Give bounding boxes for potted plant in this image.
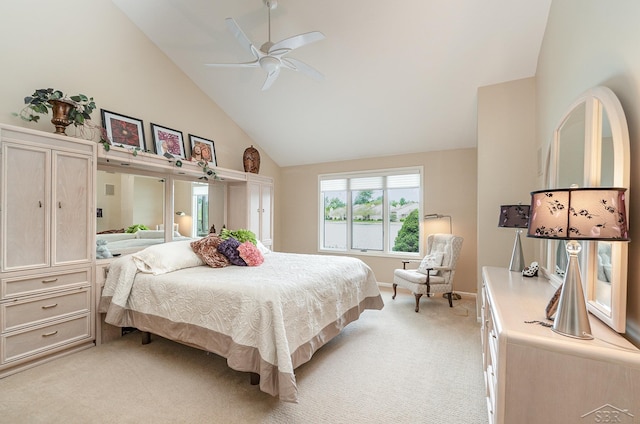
[14,88,96,135]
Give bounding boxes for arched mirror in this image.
[545,86,630,332]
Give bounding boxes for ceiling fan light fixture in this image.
[204,0,325,90]
[259,56,281,73]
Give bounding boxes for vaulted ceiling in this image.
[112,0,551,167]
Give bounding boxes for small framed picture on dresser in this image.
[151,123,186,159]
[101,109,146,150]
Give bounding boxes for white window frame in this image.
[318,166,423,258]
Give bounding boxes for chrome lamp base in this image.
[552,240,593,340]
[509,229,525,272]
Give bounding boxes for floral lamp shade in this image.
[527,186,629,340]
[498,204,530,228]
[528,187,629,241]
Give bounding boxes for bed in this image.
[98,240,384,402]
[97,230,193,256]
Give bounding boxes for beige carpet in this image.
[0,289,488,424]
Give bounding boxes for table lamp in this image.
[527,187,629,339]
[498,204,530,272]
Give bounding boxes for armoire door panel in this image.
[1,144,50,271]
[260,184,272,243]
[248,182,261,237]
[52,152,91,265]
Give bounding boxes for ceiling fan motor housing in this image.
[260,41,274,53]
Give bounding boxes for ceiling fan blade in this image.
[269,31,325,54]
[282,57,324,81]
[205,60,260,68]
[225,17,261,59]
[261,69,281,91]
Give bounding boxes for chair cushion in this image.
[394,269,446,285]
[416,252,443,275]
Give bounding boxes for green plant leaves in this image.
[18,88,96,127]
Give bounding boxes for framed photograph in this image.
[101,109,146,150]
[188,134,217,166]
[151,123,186,159]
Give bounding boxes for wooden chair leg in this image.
[445,292,453,307]
[414,293,423,312]
[392,283,398,299]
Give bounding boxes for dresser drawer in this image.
[1,288,90,333]
[1,314,91,364]
[1,269,90,300]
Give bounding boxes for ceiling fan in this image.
[205,0,325,90]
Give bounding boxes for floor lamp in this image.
[424,213,452,233]
[528,187,629,339]
[424,213,460,299]
[498,204,530,272]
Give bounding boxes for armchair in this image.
[392,233,463,312]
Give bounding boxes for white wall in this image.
[477,77,538,294]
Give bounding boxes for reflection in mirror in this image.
[556,101,586,188]
[173,180,226,238]
[96,170,166,256]
[554,240,567,277]
[193,182,209,237]
[544,86,629,332]
[552,102,586,279]
[595,241,613,312]
[600,107,615,186]
[595,107,615,314]
[174,180,194,237]
[97,171,164,233]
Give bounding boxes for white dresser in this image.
[0,124,96,377]
[481,266,640,424]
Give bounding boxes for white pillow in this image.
[416,252,444,276]
[256,240,272,255]
[132,240,205,275]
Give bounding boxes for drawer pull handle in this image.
[39,200,42,208]
[42,331,58,337]
[58,201,62,209]
[42,303,58,309]
[42,278,58,283]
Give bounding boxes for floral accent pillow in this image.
[217,237,247,266]
[237,241,264,266]
[190,234,230,268]
[416,252,444,276]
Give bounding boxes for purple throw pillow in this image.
[217,237,247,266]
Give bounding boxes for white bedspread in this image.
[99,251,383,402]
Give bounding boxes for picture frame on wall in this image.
[151,123,186,159]
[188,134,217,166]
[101,109,146,150]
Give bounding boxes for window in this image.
[319,167,422,256]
